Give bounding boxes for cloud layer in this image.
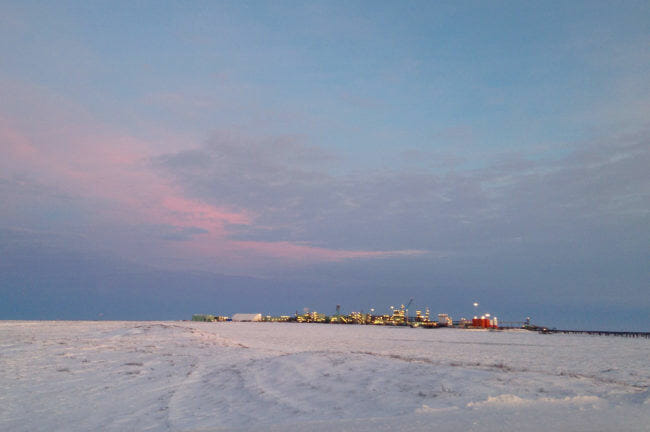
[155,130,649,261]
[1,1,649,327]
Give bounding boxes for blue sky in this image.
[1,1,648,329]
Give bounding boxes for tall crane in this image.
[404,298,413,324]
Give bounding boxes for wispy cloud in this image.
[1,82,427,270]
[154,128,650,267]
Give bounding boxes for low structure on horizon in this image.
[191,305,504,330]
[192,314,229,322]
[232,313,263,322]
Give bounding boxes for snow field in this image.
[1,321,648,431]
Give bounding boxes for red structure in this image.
[472,317,498,328]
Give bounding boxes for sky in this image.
[1,1,648,330]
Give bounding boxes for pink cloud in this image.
[0,117,37,159]
[1,83,426,270]
[1,110,248,237]
[233,241,427,262]
[171,235,427,269]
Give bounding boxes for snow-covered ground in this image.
[1,321,648,431]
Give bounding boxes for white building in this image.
[438,313,453,326]
[231,313,262,322]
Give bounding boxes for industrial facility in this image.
[192,302,506,330]
[190,302,650,337]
